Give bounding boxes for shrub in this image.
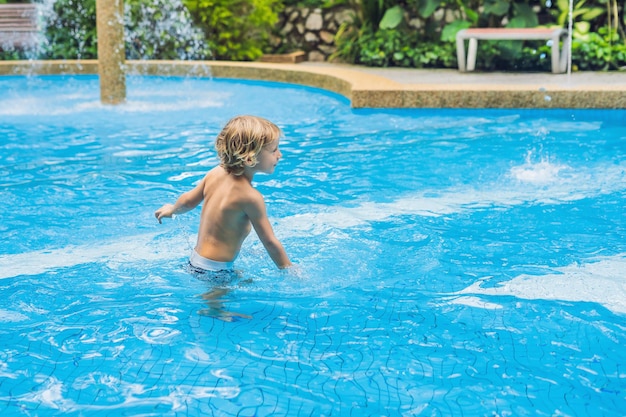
[572,29,626,70]
[334,25,456,68]
[183,0,282,61]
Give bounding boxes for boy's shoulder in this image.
[206,165,225,178]
[203,165,232,185]
[206,166,262,201]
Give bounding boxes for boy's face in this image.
[255,139,282,174]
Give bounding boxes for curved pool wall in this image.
[1,59,625,109]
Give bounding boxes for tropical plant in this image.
[183,0,282,61]
[553,0,605,38]
[331,0,409,63]
[572,26,626,69]
[332,0,459,69]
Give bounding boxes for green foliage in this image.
[572,27,626,70]
[508,2,538,27]
[361,0,387,28]
[471,40,551,71]
[333,25,456,68]
[379,5,405,30]
[183,0,282,61]
[41,0,98,59]
[415,0,442,19]
[413,40,458,67]
[331,21,362,64]
[457,27,626,72]
[332,0,625,72]
[355,29,415,66]
[333,0,413,64]
[0,49,22,60]
[441,20,472,42]
[554,0,604,27]
[479,0,539,27]
[282,0,347,7]
[483,0,510,17]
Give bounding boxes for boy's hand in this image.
[155,204,175,224]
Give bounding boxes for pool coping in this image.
[1,59,624,109]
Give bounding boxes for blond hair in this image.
[215,115,281,176]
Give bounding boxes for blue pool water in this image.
[1,75,625,416]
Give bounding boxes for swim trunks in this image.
[189,249,234,272]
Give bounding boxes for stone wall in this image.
[272,6,354,62]
[271,6,553,63]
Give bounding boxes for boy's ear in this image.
[244,155,256,166]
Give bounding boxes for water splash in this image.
[278,158,625,235]
[123,0,210,60]
[2,153,620,281]
[509,150,569,184]
[31,0,210,61]
[453,253,626,315]
[538,87,552,102]
[0,76,230,116]
[0,232,187,280]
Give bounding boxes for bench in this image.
[456,28,569,74]
[0,3,39,51]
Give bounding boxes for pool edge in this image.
[0,59,624,109]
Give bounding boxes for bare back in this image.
[155,115,291,269]
[195,166,257,262]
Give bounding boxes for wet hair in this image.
[215,115,281,176]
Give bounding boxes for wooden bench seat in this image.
[456,28,570,74]
[0,3,39,51]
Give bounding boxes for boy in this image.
[155,115,292,272]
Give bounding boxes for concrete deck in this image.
[300,62,626,108]
[1,59,625,109]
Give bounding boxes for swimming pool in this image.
[1,75,625,416]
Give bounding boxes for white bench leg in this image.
[550,34,560,73]
[467,38,478,71]
[559,33,570,73]
[456,36,467,72]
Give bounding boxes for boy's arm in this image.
[155,177,206,223]
[244,194,292,269]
